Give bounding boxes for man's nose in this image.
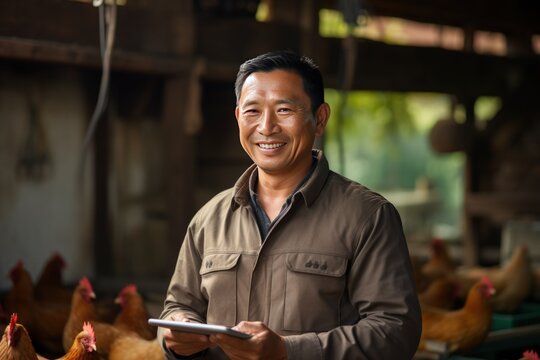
[257,111,279,135]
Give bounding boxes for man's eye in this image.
[244,109,258,115]
[278,108,292,113]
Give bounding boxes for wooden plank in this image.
[322,0,540,35]
[196,18,301,63]
[196,19,540,96]
[0,0,193,55]
[0,36,192,75]
[317,37,539,96]
[465,193,540,223]
[162,76,197,266]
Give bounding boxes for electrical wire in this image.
[78,1,117,178]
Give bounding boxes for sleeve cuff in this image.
[283,333,323,360]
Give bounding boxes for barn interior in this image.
[1,0,540,358]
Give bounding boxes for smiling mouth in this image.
[258,143,285,150]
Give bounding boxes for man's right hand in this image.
[163,315,213,356]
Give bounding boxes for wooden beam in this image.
[317,37,540,96]
[465,193,540,224]
[162,76,197,267]
[195,18,539,96]
[0,36,192,75]
[322,0,540,35]
[0,0,193,55]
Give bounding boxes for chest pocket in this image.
[284,253,348,332]
[200,253,240,327]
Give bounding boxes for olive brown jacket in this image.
[158,150,421,359]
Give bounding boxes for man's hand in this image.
[163,315,213,356]
[209,321,287,360]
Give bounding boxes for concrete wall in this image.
[0,65,94,290]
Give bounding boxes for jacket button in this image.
[305,261,312,268]
[321,262,327,270]
[313,261,319,269]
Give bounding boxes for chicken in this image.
[57,322,98,360]
[418,276,460,310]
[63,277,98,352]
[421,238,455,282]
[108,334,163,360]
[3,261,68,356]
[3,261,34,324]
[0,313,39,360]
[418,276,495,353]
[62,277,125,358]
[456,244,533,313]
[34,253,73,304]
[520,350,540,360]
[113,284,156,340]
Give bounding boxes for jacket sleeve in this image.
[284,203,422,360]
[157,222,208,359]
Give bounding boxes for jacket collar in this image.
[231,149,329,210]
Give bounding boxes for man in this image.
[158,50,421,359]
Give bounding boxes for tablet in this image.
[148,319,252,339]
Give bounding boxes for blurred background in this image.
[1,0,539,358]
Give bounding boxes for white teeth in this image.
[259,143,285,149]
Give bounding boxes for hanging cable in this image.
[78,0,117,178]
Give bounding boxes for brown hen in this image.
[421,238,455,282]
[57,322,99,360]
[62,277,126,358]
[109,334,163,360]
[456,244,533,313]
[34,253,73,304]
[419,276,495,353]
[113,284,156,340]
[3,261,68,355]
[0,313,39,360]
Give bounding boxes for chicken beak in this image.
[114,296,121,304]
[90,291,96,299]
[489,288,496,296]
[91,343,97,351]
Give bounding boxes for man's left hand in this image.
[209,321,287,360]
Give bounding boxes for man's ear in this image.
[314,103,330,137]
[235,106,240,121]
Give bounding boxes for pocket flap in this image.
[200,253,241,275]
[286,253,347,277]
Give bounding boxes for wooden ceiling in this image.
[322,0,540,35]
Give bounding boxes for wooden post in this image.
[162,76,197,268]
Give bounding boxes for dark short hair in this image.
[235,50,325,114]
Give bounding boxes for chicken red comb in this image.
[430,238,445,253]
[83,322,95,341]
[120,284,138,295]
[9,313,17,330]
[79,276,94,292]
[523,350,540,360]
[9,261,24,280]
[8,313,18,346]
[481,275,494,289]
[480,275,496,298]
[51,252,67,269]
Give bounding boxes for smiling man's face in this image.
[235,69,327,177]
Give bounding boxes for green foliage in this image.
[323,90,465,229]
